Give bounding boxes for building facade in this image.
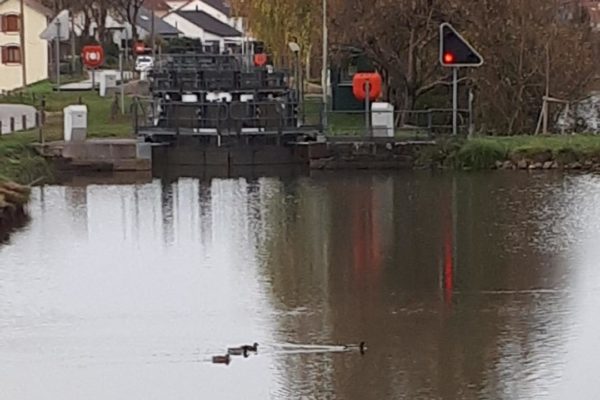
[0,0,50,91]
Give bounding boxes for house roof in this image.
[137,7,179,35]
[143,0,171,11]
[203,0,231,16]
[175,10,241,37]
[24,0,53,17]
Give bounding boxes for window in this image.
[2,46,21,64]
[1,14,21,33]
[341,59,359,83]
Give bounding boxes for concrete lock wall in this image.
[152,144,300,168]
[150,139,433,172]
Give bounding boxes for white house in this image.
[167,0,244,31]
[162,0,249,51]
[107,7,180,46]
[0,0,50,91]
[163,10,241,47]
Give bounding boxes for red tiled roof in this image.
[142,0,170,12]
[24,0,53,17]
[580,0,600,24]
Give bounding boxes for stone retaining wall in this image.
[495,159,600,171]
[297,140,436,170]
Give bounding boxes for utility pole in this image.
[119,49,124,114]
[119,28,125,115]
[151,8,156,61]
[55,20,61,91]
[71,12,76,75]
[321,0,328,132]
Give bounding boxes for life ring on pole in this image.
[254,53,268,67]
[352,72,382,101]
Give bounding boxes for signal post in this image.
[439,23,484,135]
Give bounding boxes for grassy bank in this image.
[419,135,600,170]
[0,135,50,184]
[0,80,135,182]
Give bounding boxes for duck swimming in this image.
[241,343,259,353]
[344,342,367,355]
[227,347,249,357]
[227,343,258,356]
[212,354,231,364]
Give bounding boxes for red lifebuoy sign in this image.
[134,41,146,55]
[352,72,382,101]
[254,53,268,67]
[82,45,105,69]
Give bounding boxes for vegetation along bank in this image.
[417,135,600,171]
[0,179,31,241]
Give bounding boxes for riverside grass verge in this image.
[0,80,135,183]
[417,135,600,170]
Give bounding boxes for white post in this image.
[321,0,328,132]
[119,50,125,114]
[365,82,371,137]
[452,67,458,136]
[56,20,61,91]
[468,88,474,137]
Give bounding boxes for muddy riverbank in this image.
[0,180,30,241]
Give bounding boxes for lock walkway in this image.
[58,70,135,91]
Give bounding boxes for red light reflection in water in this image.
[351,187,383,281]
[443,224,454,306]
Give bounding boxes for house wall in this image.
[0,0,48,91]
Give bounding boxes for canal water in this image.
[1,171,600,399]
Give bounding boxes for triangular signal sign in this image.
[439,23,483,67]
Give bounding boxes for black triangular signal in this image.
[439,23,483,67]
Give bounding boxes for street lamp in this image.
[289,41,302,124]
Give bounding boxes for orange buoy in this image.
[352,72,382,101]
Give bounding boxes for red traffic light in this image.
[443,52,455,64]
[439,23,483,67]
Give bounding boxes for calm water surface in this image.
[1,171,600,399]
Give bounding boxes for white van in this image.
[135,56,154,72]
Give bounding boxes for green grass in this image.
[0,80,135,182]
[419,135,600,170]
[471,135,600,154]
[453,139,507,169]
[0,133,51,184]
[303,98,431,139]
[1,80,135,139]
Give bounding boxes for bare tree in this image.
[458,0,599,133]
[331,0,599,133]
[330,0,456,114]
[111,0,146,43]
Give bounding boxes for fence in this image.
[0,91,42,135]
[301,100,471,138]
[132,96,471,140]
[132,97,307,137]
